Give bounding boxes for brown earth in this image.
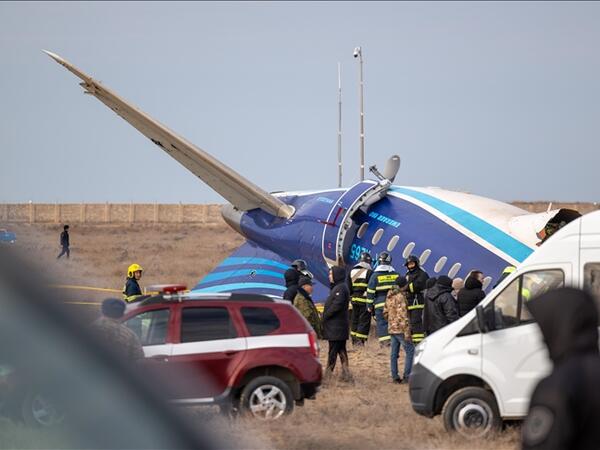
[8,222,519,450]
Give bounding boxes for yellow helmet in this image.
[127,263,143,278]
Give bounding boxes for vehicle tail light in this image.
[308,330,319,358]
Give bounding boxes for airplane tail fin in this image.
[43,50,294,219]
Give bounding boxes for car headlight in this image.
[413,339,426,366]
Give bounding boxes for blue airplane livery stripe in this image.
[192,282,286,293]
[390,187,533,263]
[218,257,289,271]
[200,269,284,284]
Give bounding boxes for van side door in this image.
[481,267,567,418]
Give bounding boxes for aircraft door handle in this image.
[467,349,479,355]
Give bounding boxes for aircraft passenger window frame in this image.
[387,235,400,252]
[448,262,462,279]
[419,249,432,265]
[482,276,493,291]
[434,256,448,273]
[583,263,600,313]
[372,228,384,245]
[402,242,416,259]
[357,222,369,239]
[484,269,564,331]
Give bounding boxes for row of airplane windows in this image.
[357,222,494,290]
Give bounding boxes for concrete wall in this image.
[1,201,598,224]
[0,203,223,224]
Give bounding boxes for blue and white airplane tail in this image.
[46,51,581,295]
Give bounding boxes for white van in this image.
[408,210,600,437]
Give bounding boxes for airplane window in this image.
[482,276,492,291]
[434,257,447,273]
[448,263,462,278]
[419,249,431,265]
[372,228,384,245]
[402,242,416,259]
[387,235,400,252]
[357,222,369,239]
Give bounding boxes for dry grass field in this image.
[8,222,519,450]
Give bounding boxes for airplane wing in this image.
[44,50,294,219]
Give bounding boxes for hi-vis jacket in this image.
[367,265,400,310]
[347,262,373,304]
[123,278,143,303]
[405,267,429,343]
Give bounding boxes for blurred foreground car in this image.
[0,229,16,244]
[0,249,219,449]
[122,285,322,420]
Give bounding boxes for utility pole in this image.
[337,62,343,188]
[354,46,365,181]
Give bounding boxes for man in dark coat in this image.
[322,265,352,381]
[283,259,310,302]
[56,224,70,259]
[457,271,486,316]
[522,288,600,450]
[404,254,429,344]
[422,275,459,335]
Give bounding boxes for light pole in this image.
[337,62,342,188]
[354,46,365,181]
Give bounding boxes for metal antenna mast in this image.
[337,62,343,188]
[354,46,365,181]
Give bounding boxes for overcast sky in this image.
[1,2,599,204]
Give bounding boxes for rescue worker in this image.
[457,270,485,316]
[123,263,144,302]
[283,259,310,302]
[56,224,70,259]
[90,298,144,361]
[367,252,400,346]
[522,288,600,450]
[493,265,515,288]
[293,276,322,338]
[347,251,373,346]
[404,255,429,345]
[383,279,413,384]
[322,265,352,381]
[422,275,459,335]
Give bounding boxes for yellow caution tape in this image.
[63,301,102,306]
[49,284,122,294]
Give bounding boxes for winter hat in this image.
[425,277,437,289]
[437,275,453,288]
[101,298,126,319]
[298,276,313,287]
[396,277,408,289]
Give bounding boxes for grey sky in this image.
[1,2,599,204]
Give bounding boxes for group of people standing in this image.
[284,253,488,384]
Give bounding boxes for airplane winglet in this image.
[45,50,295,220]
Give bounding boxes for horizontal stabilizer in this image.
[44,50,294,219]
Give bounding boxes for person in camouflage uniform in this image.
[293,276,322,339]
[383,278,414,384]
[91,298,145,362]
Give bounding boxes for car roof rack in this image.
[137,291,280,306]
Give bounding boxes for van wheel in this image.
[240,376,294,420]
[442,387,501,438]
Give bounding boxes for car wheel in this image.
[240,376,294,420]
[442,386,501,438]
[21,391,65,427]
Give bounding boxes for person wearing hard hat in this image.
[123,263,144,302]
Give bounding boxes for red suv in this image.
[121,288,322,420]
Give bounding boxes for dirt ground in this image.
[7,222,519,450]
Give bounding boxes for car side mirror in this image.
[476,305,489,333]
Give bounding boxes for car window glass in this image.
[181,307,237,342]
[520,269,564,322]
[583,263,600,314]
[241,307,280,336]
[485,276,520,330]
[125,308,169,346]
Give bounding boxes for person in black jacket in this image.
[404,255,429,344]
[56,224,70,259]
[322,265,352,381]
[457,271,485,316]
[422,275,459,335]
[282,259,310,302]
[522,288,600,450]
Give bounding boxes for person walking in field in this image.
[293,276,322,338]
[56,224,70,259]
